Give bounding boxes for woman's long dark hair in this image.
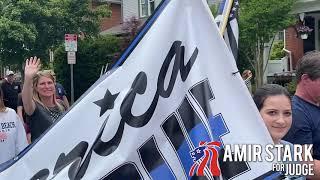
[253,84,291,111]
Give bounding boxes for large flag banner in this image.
[0,0,276,179]
[215,0,239,61]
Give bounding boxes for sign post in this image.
[65,34,77,104]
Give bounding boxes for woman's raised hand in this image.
[25,57,40,79]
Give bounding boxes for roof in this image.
[94,0,121,4]
[291,0,320,14]
[100,19,147,36]
[100,23,125,35]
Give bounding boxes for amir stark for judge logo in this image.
[189,141,221,177]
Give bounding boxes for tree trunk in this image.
[254,41,265,88]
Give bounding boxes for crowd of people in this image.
[0,51,319,179]
[0,56,68,164]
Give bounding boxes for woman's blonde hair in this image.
[32,70,64,112]
[0,88,6,112]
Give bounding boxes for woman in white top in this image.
[0,88,28,164]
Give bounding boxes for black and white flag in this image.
[216,0,239,61]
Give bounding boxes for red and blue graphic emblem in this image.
[189,141,221,177]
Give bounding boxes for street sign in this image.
[67,51,76,64]
[65,34,77,52]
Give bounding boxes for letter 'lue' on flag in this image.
[215,0,239,62]
[0,0,280,179]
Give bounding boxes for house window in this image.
[277,31,284,41]
[149,0,155,15]
[140,0,148,17]
[139,0,156,18]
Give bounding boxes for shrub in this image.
[285,80,297,96]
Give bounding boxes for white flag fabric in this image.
[0,0,276,179]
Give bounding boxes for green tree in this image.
[239,0,295,87]
[53,35,120,101]
[0,0,111,70]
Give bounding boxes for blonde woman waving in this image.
[22,57,66,142]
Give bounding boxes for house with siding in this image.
[92,0,220,35]
[285,0,320,70]
[263,0,320,85]
[92,0,162,35]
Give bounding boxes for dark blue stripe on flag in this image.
[188,122,211,148]
[138,136,175,180]
[178,97,211,146]
[161,114,191,179]
[189,80,228,144]
[208,114,230,144]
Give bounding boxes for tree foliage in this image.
[0,0,111,70]
[239,0,295,87]
[53,35,120,101]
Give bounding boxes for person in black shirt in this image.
[1,71,21,112]
[22,57,66,142]
[284,51,320,178]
